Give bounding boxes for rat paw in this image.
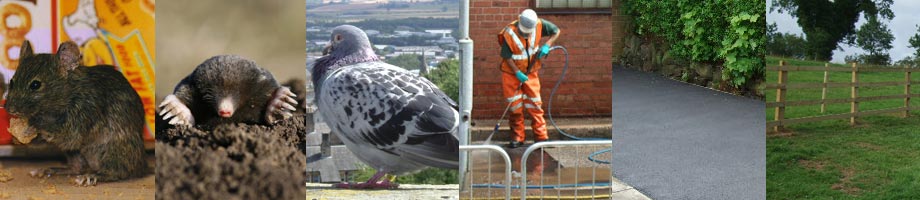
[72,174,98,186]
[265,87,298,123]
[159,94,195,126]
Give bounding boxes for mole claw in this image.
[283,103,296,111]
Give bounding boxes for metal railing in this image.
[460,144,513,200]
[520,140,613,200]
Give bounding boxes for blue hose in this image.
[545,46,612,165]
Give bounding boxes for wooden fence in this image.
[767,61,920,132]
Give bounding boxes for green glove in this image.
[537,44,551,58]
[515,70,529,82]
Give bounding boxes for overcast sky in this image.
[767,0,920,63]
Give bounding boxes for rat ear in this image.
[19,40,33,59]
[56,41,81,71]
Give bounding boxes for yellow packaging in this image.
[0,0,155,141]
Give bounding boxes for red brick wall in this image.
[470,0,623,119]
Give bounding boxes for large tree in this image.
[854,16,893,65]
[772,0,893,61]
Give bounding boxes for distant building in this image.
[319,0,438,3]
[424,29,452,38]
[395,26,415,32]
[314,41,330,47]
[365,30,381,36]
[392,46,443,57]
[394,30,413,36]
[373,45,390,50]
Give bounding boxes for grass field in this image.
[766,56,920,199]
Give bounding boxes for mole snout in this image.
[218,98,235,118]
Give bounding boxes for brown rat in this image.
[4,40,148,186]
[158,55,297,130]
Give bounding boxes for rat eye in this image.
[28,80,41,91]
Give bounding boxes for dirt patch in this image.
[830,168,861,195]
[156,115,307,199]
[155,116,308,199]
[0,166,11,183]
[852,142,882,151]
[156,79,308,199]
[767,128,795,137]
[797,159,826,171]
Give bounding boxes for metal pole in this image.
[458,0,474,189]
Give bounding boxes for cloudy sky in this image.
[767,0,920,63]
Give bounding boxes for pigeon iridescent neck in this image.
[312,48,379,85]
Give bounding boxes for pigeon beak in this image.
[217,98,235,118]
[322,42,332,56]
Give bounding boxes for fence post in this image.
[906,65,911,118]
[774,61,787,132]
[851,63,858,126]
[821,63,829,113]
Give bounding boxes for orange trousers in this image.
[501,71,548,142]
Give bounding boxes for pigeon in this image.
[311,25,459,189]
[159,55,298,129]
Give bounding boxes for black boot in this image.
[506,140,524,148]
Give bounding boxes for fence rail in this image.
[768,61,915,132]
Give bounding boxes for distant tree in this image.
[766,23,808,60]
[772,0,894,61]
[386,54,422,70]
[854,17,894,65]
[767,22,777,43]
[372,45,383,56]
[844,54,861,64]
[423,59,459,102]
[910,25,920,58]
[894,56,920,68]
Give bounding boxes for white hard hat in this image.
[518,9,538,34]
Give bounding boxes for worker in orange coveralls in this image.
[498,9,560,148]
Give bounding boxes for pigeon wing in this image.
[320,62,459,169]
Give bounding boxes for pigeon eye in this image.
[28,80,41,91]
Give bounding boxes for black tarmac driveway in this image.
[611,66,765,199]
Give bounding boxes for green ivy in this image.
[624,0,766,87]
